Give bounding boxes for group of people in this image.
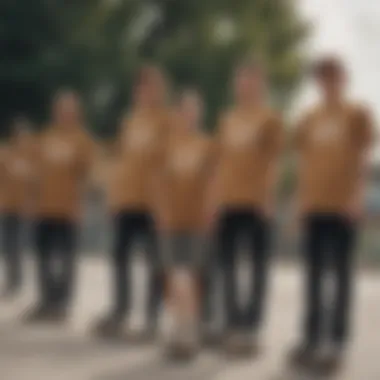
[0,55,374,374]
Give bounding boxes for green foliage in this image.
[0,0,97,133]
[0,0,309,138]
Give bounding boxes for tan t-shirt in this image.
[294,102,374,213]
[35,126,96,220]
[108,108,174,212]
[215,107,284,210]
[0,140,36,214]
[160,128,217,231]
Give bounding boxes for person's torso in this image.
[163,129,215,230]
[109,108,172,211]
[36,126,92,219]
[0,144,36,214]
[298,103,369,212]
[216,107,280,208]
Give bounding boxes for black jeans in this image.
[302,213,356,348]
[35,219,77,308]
[216,208,271,331]
[201,250,220,326]
[2,214,23,291]
[110,211,162,326]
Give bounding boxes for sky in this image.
[294,0,380,160]
[295,0,380,121]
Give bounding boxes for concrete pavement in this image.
[0,257,379,380]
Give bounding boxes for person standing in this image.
[0,118,36,297]
[289,57,374,373]
[25,90,96,322]
[158,89,217,358]
[93,65,173,340]
[214,58,283,355]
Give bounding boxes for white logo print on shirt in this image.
[224,122,259,149]
[312,119,342,144]
[125,126,154,151]
[8,158,30,178]
[170,146,202,174]
[45,140,75,163]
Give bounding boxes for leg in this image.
[164,234,204,359]
[200,253,222,347]
[2,214,23,294]
[200,242,217,329]
[167,268,200,359]
[93,213,135,335]
[171,237,201,325]
[24,220,55,321]
[143,215,163,333]
[35,220,55,306]
[289,215,327,367]
[216,212,240,332]
[56,221,78,309]
[310,216,356,376]
[110,213,135,319]
[303,216,327,349]
[330,217,356,347]
[244,212,271,332]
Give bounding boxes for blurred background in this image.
[0,0,308,135]
[2,0,379,265]
[1,2,380,380]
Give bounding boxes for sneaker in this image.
[92,312,125,338]
[23,303,51,323]
[287,344,318,369]
[200,321,222,348]
[314,343,344,375]
[168,341,199,361]
[44,305,68,323]
[202,330,222,348]
[1,285,19,299]
[241,330,261,357]
[166,331,199,361]
[125,321,158,343]
[223,330,245,356]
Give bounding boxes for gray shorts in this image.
[161,233,207,269]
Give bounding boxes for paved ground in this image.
[0,256,379,380]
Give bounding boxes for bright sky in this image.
[294,0,380,160]
[295,0,380,121]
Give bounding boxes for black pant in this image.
[302,213,356,348]
[110,211,162,326]
[201,250,220,326]
[216,208,271,330]
[2,214,23,291]
[35,219,77,308]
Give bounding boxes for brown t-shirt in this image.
[35,126,96,220]
[108,108,174,212]
[0,141,36,215]
[160,128,217,231]
[215,106,284,210]
[294,102,374,213]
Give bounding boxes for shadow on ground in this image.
[94,354,226,380]
[0,321,133,361]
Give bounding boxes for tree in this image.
[0,0,309,138]
[0,0,56,133]
[0,0,107,135]
[91,0,309,133]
